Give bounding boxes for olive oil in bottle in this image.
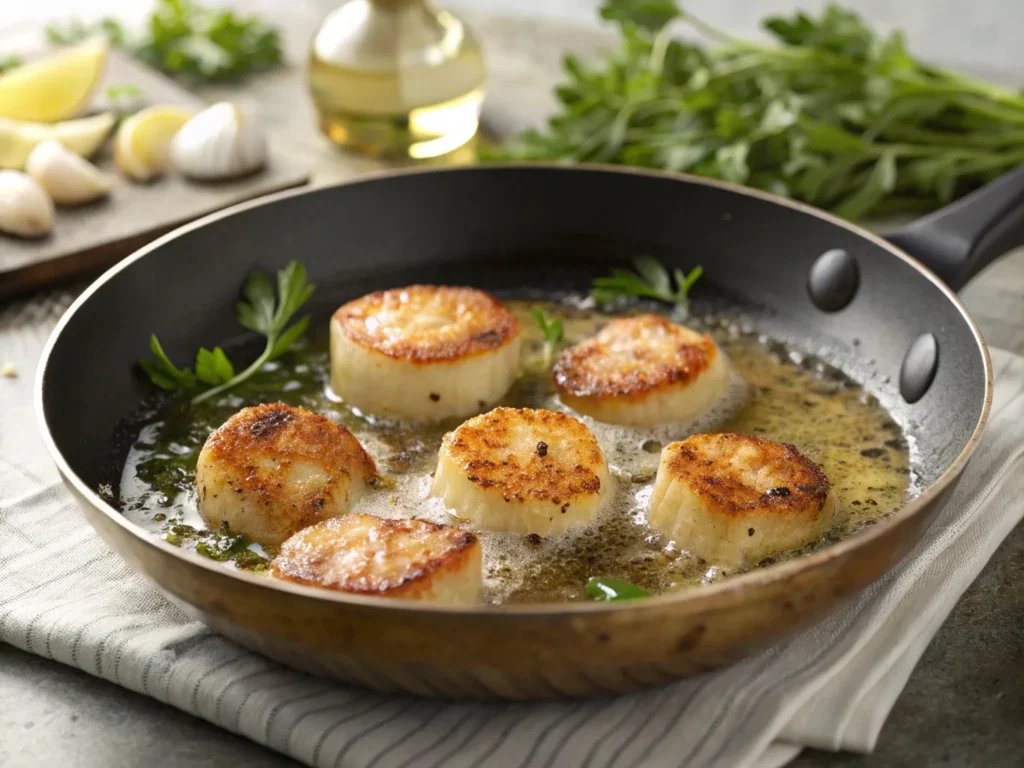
[308,0,486,159]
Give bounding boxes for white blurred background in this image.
[1,1,1021,81]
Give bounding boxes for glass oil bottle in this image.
[308,0,486,159]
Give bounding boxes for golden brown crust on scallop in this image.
[271,514,480,598]
[199,403,376,532]
[553,314,718,401]
[332,285,520,364]
[664,433,830,516]
[440,407,604,504]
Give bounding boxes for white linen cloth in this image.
[2,291,1023,768]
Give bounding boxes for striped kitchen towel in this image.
[2,294,1024,768]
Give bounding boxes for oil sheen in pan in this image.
[118,298,915,604]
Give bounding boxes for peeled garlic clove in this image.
[0,170,54,238]
[170,102,267,181]
[25,139,111,206]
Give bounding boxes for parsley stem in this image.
[141,262,312,402]
[928,66,1024,107]
[648,26,673,76]
[190,337,274,405]
[542,341,557,368]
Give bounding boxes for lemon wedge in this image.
[114,106,194,181]
[0,113,116,170]
[0,39,109,122]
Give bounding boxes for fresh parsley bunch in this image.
[47,0,283,82]
[141,261,314,404]
[490,0,1024,220]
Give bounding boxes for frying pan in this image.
[35,164,1024,700]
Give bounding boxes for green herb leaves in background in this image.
[591,255,702,313]
[489,1,1024,220]
[586,577,651,601]
[46,0,283,82]
[140,261,314,404]
[105,84,146,119]
[0,55,21,74]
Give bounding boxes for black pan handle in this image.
[886,165,1024,291]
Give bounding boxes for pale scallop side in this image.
[648,433,835,567]
[330,285,522,422]
[195,402,377,546]
[553,314,731,428]
[271,513,483,603]
[431,406,611,536]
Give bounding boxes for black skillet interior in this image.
[41,167,990,499]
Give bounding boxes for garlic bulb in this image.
[0,170,54,238]
[170,102,267,181]
[25,139,112,205]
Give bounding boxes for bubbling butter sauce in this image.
[118,299,913,603]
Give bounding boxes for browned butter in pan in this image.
[119,300,912,603]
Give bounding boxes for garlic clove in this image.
[170,102,267,181]
[0,170,54,238]
[25,139,111,206]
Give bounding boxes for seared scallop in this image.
[196,403,377,545]
[648,433,834,566]
[431,407,610,535]
[553,314,730,428]
[330,285,521,422]
[271,513,482,603]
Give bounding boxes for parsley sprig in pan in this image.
[530,308,565,367]
[140,261,314,405]
[586,577,651,601]
[591,256,703,312]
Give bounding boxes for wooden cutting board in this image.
[0,11,612,299]
[0,49,310,298]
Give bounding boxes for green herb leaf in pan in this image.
[140,335,197,391]
[191,261,314,404]
[586,577,652,601]
[194,346,235,386]
[591,256,702,312]
[139,261,314,403]
[530,307,565,367]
